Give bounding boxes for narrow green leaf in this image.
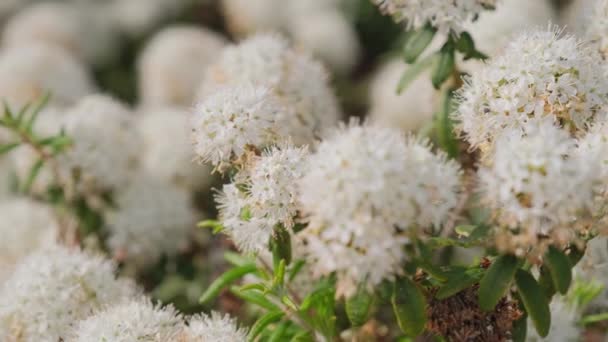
[24,93,50,134]
[271,224,292,266]
[346,288,374,327]
[581,312,608,325]
[455,32,475,56]
[515,270,551,337]
[391,277,427,336]
[281,295,298,311]
[478,255,518,311]
[432,44,455,89]
[248,311,284,341]
[287,259,306,282]
[230,286,280,311]
[436,270,481,299]
[268,322,289,342]
[435,89,459,158]
[0,142,20,155]
[21,159,44,193]
[396,54,436,94]
[511,314,527,342]
[237,282,269,293]
[403,23,437,63]
[223,251,253,267]
[273,259,286,289]
[537,266,556,300]
[199,263,257,304]
[290,331,314,342]
[544,246,572,295]
[197,219,224,234]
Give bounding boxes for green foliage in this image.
[515,269,551,337]
[345,287,374,327]
[392,276,427,337]
[435,90,459,158]
[199,263,258,304]
[544,246,572,295]
[402,23,436,63]
[478,255,519,311]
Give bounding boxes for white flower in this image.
[199,33,341,146]
[220,0,284,37]
[368,58,439,132]
[372,0,497,35]
[456,26,608,150]
[2,2,119,66]
[137,26,226,107]
[138,107,214,191]
[297,122,461,297]
[287,9,360,75]
[0,245,138,342]
[216,144,308,253]
[527,297,580,342]
[0,198,58,283]
[110,0,191,38]
[0,44,95,110]
[184,312,247,342]
[61,95,142,192]
[70,298,184,342]
[192,84,288,169]
[479,120,596,239]
[106,177,198,268]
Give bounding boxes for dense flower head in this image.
[479,120,598,256]
[137,26,226,107]
[106,177,198,268]
[216,144,308,253]
[70,298,184,342]
[183,312,248,342]
[192,84,289,170]
[220,0,284,37]
[0,245,138,342]
[61,95,142,192]
[297,122,461,297]
[199,33,341,146]
[0,44,95,110]
[138,107,214,191]
[0,198,58,282]
[456,26,608,151]
[372,0,498,35]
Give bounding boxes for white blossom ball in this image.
[368,58,439,132]
[106,177,198,268]
[456,27,608,150]
[71,298,184,342]
[192,84,289,169]
[216,144,308,253]
[479,120,597,240]
[110,0,190,38]
[297,122,461,297]
[138,107,214,191]
[220,0,284,37]
[288,10,360,75]
[0,198,58,282]
[138,26,226,108]
[3,2,119,66]
[183,312,248,342]
[200,33,341,146]
[0,44,95,110]
[372,0,498,35]
[0,245,138,342]
[61,95,142,192]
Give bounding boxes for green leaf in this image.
[515,269,551,337]
[403,23,437,63]
[290,331,314,342]
[287,259,306,282]
[346,288,374,327]
[230,286,280,311]
[391,276,427,337]
[454,225,477,238]
[273,259,286,289]
[455,32,475,56]
[537,266,556,300]
[396,54,436,94]
[511,314,527,342]
[197,219,224,234]
[581,312,608,325]
[268,322,289,342]
[248,311,284,341]
[417,261,449,282]
[435,89,459,158]
[0,142,20,155]
[567,245,585,267]
[478,255,519,311]
[544,246,572,295]
[271,224,292,266]
[199,263,257,304]
[24,93,51,134]
[21,159,44,193]
[223,251,254,267]
[436,269,482,300]
[432,43,455,89]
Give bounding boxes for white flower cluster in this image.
[297,122,461,297]
[372,0,498,35]
[198,34,341,147]
[216,144,308,253]
[0,245,138,342]
[106,177,198,269]
[479,120,597,253]
[138,107,213,191]
[456,26,608,151]
[0,198,58,282]
[184,312,248,341]
[137,26,226,108]
[60,95,142,192]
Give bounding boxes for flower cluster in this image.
[372,0,498,35]
[297,122,461,297]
